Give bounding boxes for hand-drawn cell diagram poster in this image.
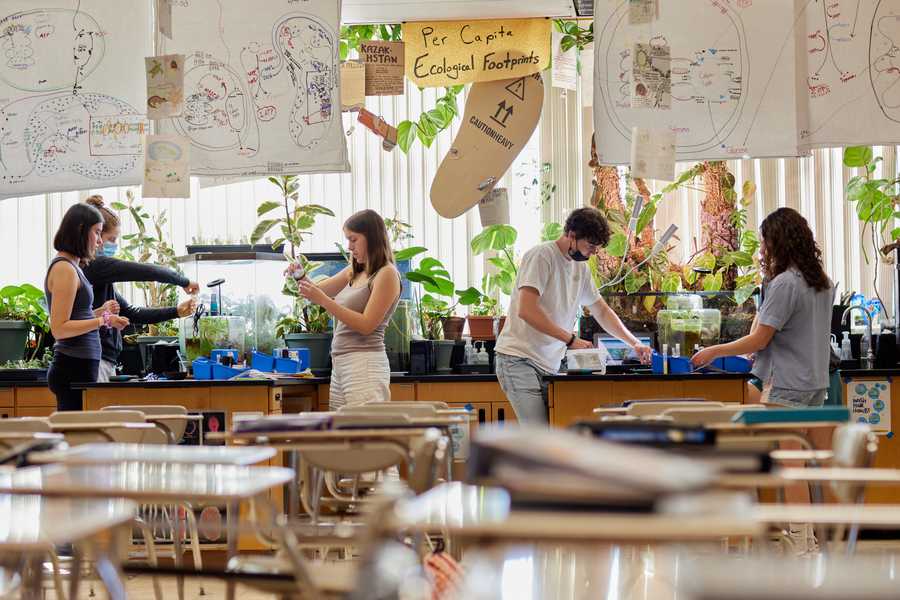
[593,0,802,164]
[0,0,150,196]
[800,0,900,150]
[158,0,349,180]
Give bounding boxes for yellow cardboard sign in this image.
[403,19,550,87]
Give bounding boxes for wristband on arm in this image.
[566,333,576,347]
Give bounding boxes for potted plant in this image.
[404,252,462,372]
[456,287,500,339]
[0,284,50,365]
[251,175,336,371]
[470,224,519,336]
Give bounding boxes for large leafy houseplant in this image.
[843,145,900,308]
[115,190,182,336]
[0,284,50,363]
[403,252,459,340]
[251,175,335,336]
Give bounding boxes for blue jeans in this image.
[495,353,554,424]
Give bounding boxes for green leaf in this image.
[843,146,873,168]
[661,273,681,293]
[416,122,435,148]
[723,250,754,268]
[110,202,127,210]
[605,232,628,257]
[702,272,724,292]
[250,219,279,245]
[470,225,518,255]
[394,246,427,261]
[339,40,349,61]
[635,199,658,236]
[741,180,756,206]
[624,271,646,294]
[733,283,758,307]
[257,201,282,217]
[540,222,563,242]
[397,121,416,153]
[456,287,483,305]
[683,264,698,286]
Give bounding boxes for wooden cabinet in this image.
[492,401,517,425]
[83,386,209,410]
[682,379,745,403]
[448,402,492,425]
[15,387,56,408]
[390,383,417,401]
[0,389,13,408]
[417,381,506,404]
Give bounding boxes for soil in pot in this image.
[441,316,465,341]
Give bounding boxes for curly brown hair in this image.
[759,207,831,291]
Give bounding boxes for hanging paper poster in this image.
[144,134,190,198]
[340,61,365,111]
[848,379,892,433]
[402,19,550,87]
[552,30,577,91]
[581,42,594,107]
[631,41,671,109]
[0,0,151,196]
[146,54,184,120]
[157,0,172,38]
[478,187,509,226]
[359,40,404,96]
[157,0,349,179]
[630,126,676,181]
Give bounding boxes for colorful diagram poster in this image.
[848,379,891,433]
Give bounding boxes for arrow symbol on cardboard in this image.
[491,100,514,128]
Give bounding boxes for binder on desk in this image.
[732,407,850,425]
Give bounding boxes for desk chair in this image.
[100,405,191,444]
[48,410,168,445]
[627,401,725,418]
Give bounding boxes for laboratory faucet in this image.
[842,305,875,370]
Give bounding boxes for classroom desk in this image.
[0,462,291,600]
[387,482,764,544]
[0,495,136,600]
[29,442,276,466]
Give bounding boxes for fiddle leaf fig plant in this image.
[405,254,458,340]
[471,224,518,297]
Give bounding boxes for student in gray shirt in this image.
[691,207,834,407]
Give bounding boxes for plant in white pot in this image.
[251,175,336,371]
[0,284,50,365]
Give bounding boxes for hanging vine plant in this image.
[339,24,465,154]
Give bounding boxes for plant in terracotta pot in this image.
[457,287,500,339]
[470,224,518,335]
[0,284,50,365]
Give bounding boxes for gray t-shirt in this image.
[752,269,835,391]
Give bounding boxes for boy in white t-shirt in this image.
[495,207,652,423]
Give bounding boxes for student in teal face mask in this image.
[81,195,200,381]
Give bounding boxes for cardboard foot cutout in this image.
[430,73,544,218]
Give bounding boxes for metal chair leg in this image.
[135,519,163,600]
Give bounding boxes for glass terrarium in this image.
[176,252,291,355]
[657,306,721,356]
[178,315,247,363]
[598,291,757,347]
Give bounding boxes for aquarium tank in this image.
[178,315,247,363]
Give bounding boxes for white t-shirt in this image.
[495,241,602,373]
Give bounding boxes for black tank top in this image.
[44,257,101,361]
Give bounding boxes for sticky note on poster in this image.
[144,134,190,198]
[359,40,405,96]
[630,126,675,181]
[403,19,550,87]
[629,0,658,24]
[632,42,671,109]
[848,379,892,433]
[551,30,577,91]
[340,61,366,111]
[146,54,184,120]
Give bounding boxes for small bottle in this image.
[859,333,870,363]
[840,331,853,361]
[476,344,489,365]
[464,339,474,364]
[830,334,840,357]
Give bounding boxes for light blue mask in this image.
[101,241,118,257]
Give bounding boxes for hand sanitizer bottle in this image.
[840,331,853,361]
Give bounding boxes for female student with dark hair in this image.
[692,207,835,407]
[287,209,401,409]
[81,195,199,382]
[45,203,130,411]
